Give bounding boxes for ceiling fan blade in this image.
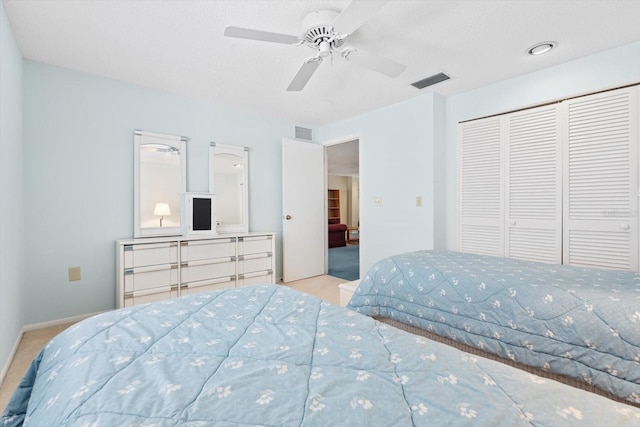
[224,26,300,45]
[331,0,389,35]
[287,59,322,91]
[344,48,406,78]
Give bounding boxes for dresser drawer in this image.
[180,276,236,296]
[124,286,178,307]
[181,257,235,284]
[181,238,235,262]
[124,264,179,293]
[124,242,178,268]
[237,270,274,287]
[238,235,273,255]
[238,252,273,274]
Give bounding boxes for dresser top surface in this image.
[117,232,275,245]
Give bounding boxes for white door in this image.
[563,87,639,270]
[282,138,325,282]
[458,116,505,256]
[505,104,562,263]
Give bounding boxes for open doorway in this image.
[326,139,359,281]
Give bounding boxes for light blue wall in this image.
[317,94,441,274]
[432,93,447,249]
[0,2,24,374]
[23,61,295,324]
[443,41,640,249]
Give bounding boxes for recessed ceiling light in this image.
[527,41,557,56]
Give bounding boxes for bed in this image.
[3,285,640,426]
[347,250,640,406]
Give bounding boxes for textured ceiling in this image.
[4,0,640,126]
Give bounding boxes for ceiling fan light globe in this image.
[319,41,332,56]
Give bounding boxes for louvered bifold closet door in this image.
[563,87,639,270]
[505,105,562,263]
[458,117,504,256]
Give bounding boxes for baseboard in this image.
[0,329,24,388]
[1,310,108,388]
[23,310,109,332]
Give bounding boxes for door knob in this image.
[620,223,630,230]
[285,215,292,220]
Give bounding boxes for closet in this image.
[458,85,639,270]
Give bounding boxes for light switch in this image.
[373,197,382,206]
[416,196,423,207]
[68,266,81,282]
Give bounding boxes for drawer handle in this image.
[239,236,271,242]
[124,286,173,298]
[238,253,272,261]
[239,270,273,280]
[183,276,235,288]
[183,238,234,246]
[124,242,178,251]
[182,257,235,268]
[124,264,177,274]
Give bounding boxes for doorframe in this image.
[322,134,362,276]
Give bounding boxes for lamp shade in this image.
[153,202,171,216]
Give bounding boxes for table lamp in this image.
[153,202,171,227]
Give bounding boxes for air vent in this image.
[411,72,450,89]
[295,126,313,141]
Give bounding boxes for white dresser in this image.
[116,233,275,308]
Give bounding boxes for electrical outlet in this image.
[373,197,382,206]
[416,196,423,207]
[68,266,81,282]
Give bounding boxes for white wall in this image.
[350,176,360,228]
[317,94,440,276]
[443,41,640,249]
[22,61,296,324]
[0,2,24,378]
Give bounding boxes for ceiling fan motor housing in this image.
[301,10,344,49]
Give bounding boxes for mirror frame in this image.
[134,130,187,238]
[209,142,249,234]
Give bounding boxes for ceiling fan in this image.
[224,0,406,91]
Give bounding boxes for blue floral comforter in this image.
[3,285,640,426]
[348,250,640,404]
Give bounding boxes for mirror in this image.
[134,130,187,237]
[209,143,249,233]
